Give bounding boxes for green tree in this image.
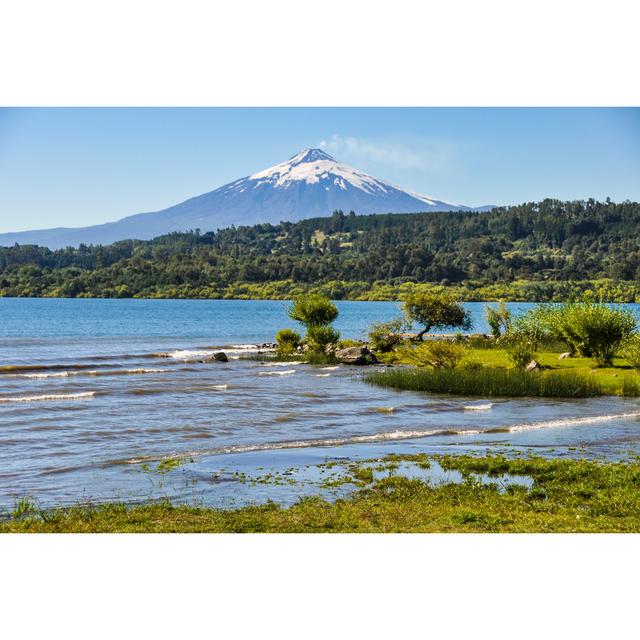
[286,293,340,356]
[485,302,511,338]
[402,290,472,340]
[289,293,338,328]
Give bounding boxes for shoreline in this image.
[3,452,640,533]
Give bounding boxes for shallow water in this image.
[1,298,640,509]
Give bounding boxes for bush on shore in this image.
[622,335,640,372]
[367,317,406,353]
[275,328,301,355]
[399,340,465,369]
[518,302,637,367]
[499,331,539,370]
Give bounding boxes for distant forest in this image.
[1,198,640,302]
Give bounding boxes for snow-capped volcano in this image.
[0,148,491,249]
[240,148,457,210]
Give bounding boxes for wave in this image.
[320,366,339,371]
[366,406,396,413]
[210,384,228,390]
[315,373,331,377]
[463,403,493,411]
[0,363,104,374]
[506,411,640,432]
[113,410,640,465]
[0,391,96,403]
[12,368,166,379]
[158,349,214,360]
[158,344,275,360]
[258,361,303,367]
[258,370,296,376]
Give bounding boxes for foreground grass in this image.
[3,456,640,532]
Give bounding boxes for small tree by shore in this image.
[402,290,472,340]
[485,302,511,338]
[286,293,340,357]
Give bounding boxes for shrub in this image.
[289,293,338,328]
[485,302,511,338]
[499,331,538,370]
[460,359,483,372]
[621,377,640,397]
[622,335,640,372]
[275,328,301,355]
[532,303,637,366]
[402,290,472,340]
[400,340,465,369]
[367,317,406,353]
[306,325,340,353]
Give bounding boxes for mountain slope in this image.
[0,148,493,249]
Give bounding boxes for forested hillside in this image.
[1,198,639,301]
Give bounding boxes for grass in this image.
[366,367,603,397]
[2,455,640,532]
[377,343,640,396]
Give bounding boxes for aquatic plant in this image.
[366,367,603,397]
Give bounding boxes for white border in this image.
[1,534,638,638]
[1,0,639,106]
[1,1,638,636]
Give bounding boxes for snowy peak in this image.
[249,147,424,199]
[290,148,336,164]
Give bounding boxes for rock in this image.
[558,352,572,360]
[525,359,541,372]
[212,352,228,362]
[335,346,379,365]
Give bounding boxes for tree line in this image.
[1,198,639,300]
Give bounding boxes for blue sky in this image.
[0,107,638,233]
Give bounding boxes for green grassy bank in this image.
[3,455,640,533]
[370,346,640,397]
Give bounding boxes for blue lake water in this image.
[1,297,640,510]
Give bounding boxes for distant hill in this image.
[0,148,492,249]
[0,199,639,302]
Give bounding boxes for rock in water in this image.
[525,360,541,372]
[558,352,572,360]
[335,346,379,365]
[213,352,228,362]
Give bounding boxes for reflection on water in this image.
[1,298,640,509]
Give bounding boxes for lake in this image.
[1,297,640,510]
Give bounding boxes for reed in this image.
[366,367,603,398]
